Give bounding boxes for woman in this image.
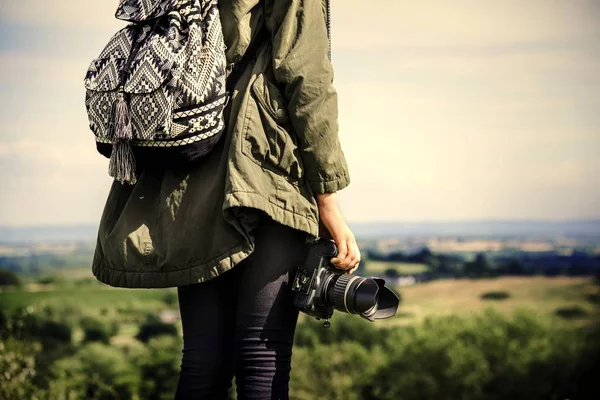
[92,0,360,398]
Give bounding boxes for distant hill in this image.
[348,220,600,239]
[0,225,99,243]
[1,220,599,243]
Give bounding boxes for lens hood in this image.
[354,278,399,321]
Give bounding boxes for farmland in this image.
[1,258,599,399]
[2,269,598,330]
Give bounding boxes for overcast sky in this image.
[0,0,599,226]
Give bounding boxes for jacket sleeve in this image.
[263,0,351,194]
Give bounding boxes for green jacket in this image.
[92,0,351,288]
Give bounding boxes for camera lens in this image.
[324,273,399,321]
[325,274,376,315]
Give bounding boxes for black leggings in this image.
[175,218,308,399]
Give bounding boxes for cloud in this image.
[334,37,600,222]
[0,51,91,90]
[331,0,600,49]
[0,0,599,225]
[0,0,125,28]
[0,163,113,226]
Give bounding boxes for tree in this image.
[37,275,59,285]
[0,268,21,287]
[81,316,114,344]
[136,315,178,343]
[52,343,141,399]
[162,291,178,307]
[0,339,43,399]
[411,248,433,264]
[291,341,385,400]
[384,268,399,278]
[464,253,491,278]
[137,336,182,400]
[15,310,73,345]
[502,259,526,276]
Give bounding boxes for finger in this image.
[337,239,356,270]
[342,241,356,269]
[331,239,348,266]
[348,256,360,272]
[351,249,361,268]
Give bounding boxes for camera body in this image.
[291,238,400,323]
[291,238,339,320]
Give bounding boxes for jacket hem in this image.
[92,242,254,288]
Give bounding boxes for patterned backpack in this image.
[83,0,227,184]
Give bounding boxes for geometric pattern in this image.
[116,0,184,22]
[85,91,120,139]
[97,28,137,60]
[84,0,228,153]
[129,89,172,139]
[95,119,224,147]
[84,57,124,92]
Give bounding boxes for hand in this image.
[316,192,361,273]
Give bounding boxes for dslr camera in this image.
[291,238,399,326]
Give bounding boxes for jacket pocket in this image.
[242,73,304,184]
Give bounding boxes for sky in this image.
[0,0,599,226]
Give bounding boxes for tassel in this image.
[108,91,136,184]
[109,139,137,185]
[111,92,134,140]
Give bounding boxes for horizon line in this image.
[1,218,600,229]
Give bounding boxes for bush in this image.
[384,268,399,278]
[136,315,178,343]
[137,336,182,400]
[587,293,600,304]
[291,341,386,400]
[0,268,21,287]
[291,309,590,400]
[162,291,178,307]
[37,275,59,285]
[568,323,600,399]
[294,313,390,349]
[81,316,116,344]
[554,306,588,320]
[6,308,74,345]
[0,339,43,399]
[39,320,72,344]
[373,309,586,400]
[51,343,141,399]
[480,291,510,300]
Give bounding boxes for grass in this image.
[3,269,598,337]
[0,280,174,316]
[386,276,600,327]
[365,260,429,275]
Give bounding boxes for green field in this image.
[2,268,599,399]
[2,271,598,331]
[392,276,599,326]
[364,260,429,275]
[0,283,173,314]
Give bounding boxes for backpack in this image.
[83,0,228,185]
